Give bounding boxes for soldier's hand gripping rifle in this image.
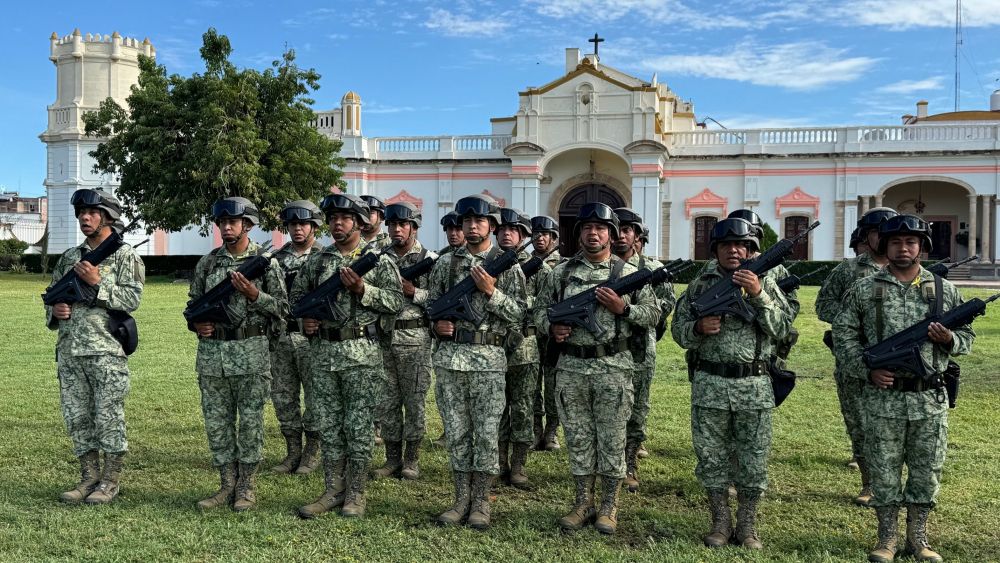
[927,255,977,279]
[426,240,531,324]
[42,221,137,306]
[520,247,557,281]
[862,292,1000,378]
[400,254,438,282]
[776,265,830,294]
[290,249,386,322]
[690,221,821,321]
[182,244,275,330]
[547,259,694,339]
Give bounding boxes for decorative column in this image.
[624,139,669,258]
[504,142,545,218]
[968,194,978,261]
[860,195,870,215]
[981,196,991,263]
[874,193,883,208]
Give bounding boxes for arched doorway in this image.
[557,183,626,256]
[880,178,976,260]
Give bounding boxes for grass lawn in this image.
[1,272,998,562]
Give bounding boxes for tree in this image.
[83,28,344,233]
[760,222,778,251]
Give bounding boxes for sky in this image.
[3,0,1000,197]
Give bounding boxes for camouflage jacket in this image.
[428,242,526,372]
[534,253,660,375]
[671,261,792,410]
[626,253,675,366]
[364,232,391,251]
[768,262,800,319]
[190,241,288,376]
[832,266,974,419]
[273,240,323,326]
[540,249,562,269]
[438,244,460,256]
[816,253,882,324]
[46,240,145,358]
[385,239,436,347]
[290,239,403,369]
[508,249,541,366]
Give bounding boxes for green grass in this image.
[1,273,998,562]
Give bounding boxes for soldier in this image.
[495,207,539,489]
[428,194,526,530]
[535,203,660,535]
[360,194,390,250]
[850,226,870,256]
[373,202,437,481]
[671,217,792,549]
[270,200,325,475]
[46,188,144,505]
[529,215,562,451]
[612,208,675,494]
[294,193,403,519]
[439,210,466,255]
[833,214,974,563]
[189,197,288,512]
[817,207,898,505]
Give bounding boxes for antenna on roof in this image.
[954,0,962,112]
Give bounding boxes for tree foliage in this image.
[83,28,345,233]
[761,222,778,251]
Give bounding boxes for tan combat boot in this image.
[735,490,763,549]
[436,471,471,525]
[272,431,302,474]
[542,418,560,451]
[400,440,421,480]
[373,441,402,479]
[85,452,125,505]
[466,472,496,530]
[594,476,622,535]
[704,489,732,548]
[637,443,649,459]
[197,462,237,510]
[60,450,100,503]
[509,443,530,489]
[624,440,640,493]
[905,504,943,562]
[559,475,596,531]
[294,430,321,475]
[298,458,346,519]
[340,459,369,518]
[854,456,874,507]
[868,505,900,563]
[232,462,258,512]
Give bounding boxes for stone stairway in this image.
[948,265,971,280]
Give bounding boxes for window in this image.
[784,216,810,260]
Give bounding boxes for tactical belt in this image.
[286,320,300,334]
[562,339,629,359]
[695,359,769,378]
[314,323,379,342]
[523,326,538,337]
[394,318,427,331]
[890,375,944,393]
[439,329,505,347]
[202,325,267,341]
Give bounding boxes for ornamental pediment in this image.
[504,142,546,157]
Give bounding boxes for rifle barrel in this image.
[984,293,1000,305]
[949,255,978,268]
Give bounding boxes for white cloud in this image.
[638,41,878,90]
[528,0,785,29]
[709,115,822,129]
[423,8,510,37]
[875,77,946,95]
[834,0,1000,29]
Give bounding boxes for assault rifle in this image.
[42,222,136,306]
[862,292,1000,378]
[547,258,694,339]
[928,255,977,279]
[690,221,820,321]
[521,248,557,280]
[290,249,386,322]
[426,240,531,324]
[400,254,438,282]
[776,266,830,294]
[182,243,275,329]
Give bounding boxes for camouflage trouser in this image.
[533,338,558,419]
[198,370,271,466]
[436,367,505,475]
[835,366,867,459]
[269,333,318,435]
[500,363,539,444]
[313,364,384,464]
[627,362,655,444]
[864,408,948,508]
[378,342,432,443]
[57,354,130,456]
[555,368,633,478]
[692,405,772,492]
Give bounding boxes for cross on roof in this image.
[588,33,604,58]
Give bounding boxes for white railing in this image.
[376,137,442,153]
[454,135,513,151]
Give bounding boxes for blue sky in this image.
[4,0,1000,197]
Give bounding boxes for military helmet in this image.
[454,194,502,225]
[320,192,371,225]
[499,207,532,237]
[280,199,323,227]
[849,226,865,251]
[440,210,461,230]
[639,224,650,244]
[710,217,760,253]
[385,202,422,228]
[613,207,643,232]
[360,195,386,218]
[877,214,933,254]
[728,209,764,239]
[573,202,620,240]
[71,188,122,221]
[530,215,559,237]
[858,207,898,232]
[211,196,260,226]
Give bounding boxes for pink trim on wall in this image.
[663,164,1000,178]
[511,166,541,175]
[685,188,728,219]
[775,187,820,217]
[631,164,662,175]
[386,189,424,209]
[343,172,509,181]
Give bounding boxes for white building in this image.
[42,33,1000,276]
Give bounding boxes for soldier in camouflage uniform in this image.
[429,194,526,530]
[535,203,660,535]
[850,225,870,256]
[360,194,391,251]
[612,208,674,494]
[529,215,562,451]
[373,202,437,481]
[834,214,974,563]
[294,193,403,519]
[495,208,540,489]
[46,189,144,505]
[817,207,897,506]
[269,200,325,475]
[189,197,288,512]
[432,210,466,448]
[671,217,793,549]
